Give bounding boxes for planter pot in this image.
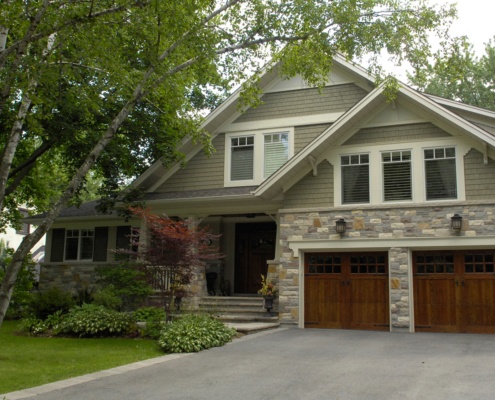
[263,296,275,312]
[174,296,182,312]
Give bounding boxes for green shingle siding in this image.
[234,84,368,123]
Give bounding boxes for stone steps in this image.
[199,296,279,334]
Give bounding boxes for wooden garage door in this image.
[413,251,495,333]
[304,252,389,330]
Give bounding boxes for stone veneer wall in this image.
[40,262,208,305]
[40,263,105,294]
[275,202,495,330]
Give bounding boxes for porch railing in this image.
[147,267,174,292]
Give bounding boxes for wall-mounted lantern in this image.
[336,218,346,235]
[451,213,463,231]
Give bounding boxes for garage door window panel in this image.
[464,254,494,273]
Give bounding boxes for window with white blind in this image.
[225,128,293,186]
[424,147,457,200]
[264,132,289,178]
[231,136,254,181]
[382,150,412,201]
[341,153,370,204]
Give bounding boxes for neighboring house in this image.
[39,55,495,334]
[1,208,45,282]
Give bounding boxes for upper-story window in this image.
[424,147,457,200]
[333,141,465,206]
[225,128,293,186]
[382,150,412,202]
[264,132,289,178]
[231,135,254,181]
[341,153,370,204]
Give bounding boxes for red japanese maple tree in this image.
[122,207,221,317]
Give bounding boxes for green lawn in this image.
[0,320,164,395]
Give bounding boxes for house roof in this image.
[42,56,495,221]
[253,82,495,200]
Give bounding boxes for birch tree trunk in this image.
[0,89,141,326]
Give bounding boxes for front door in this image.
[234,222,276,294]
[304,252,389,330]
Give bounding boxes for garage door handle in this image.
[455,280,465,287]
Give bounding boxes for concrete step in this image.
[217,313,279,323]
[226,321,280,335]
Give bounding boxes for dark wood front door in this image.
[413,251,495,333]
[304,252,389,330]
[234,222,276,294]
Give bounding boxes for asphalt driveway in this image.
[5,327,495,400]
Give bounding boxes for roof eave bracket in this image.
[308,156,317,176]
[483,142,489,165]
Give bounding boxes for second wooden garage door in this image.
[414,251,495,333]
[304,252,389,330]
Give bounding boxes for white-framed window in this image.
[424,146,457,201]
[65,229,94,260]
[331,139,466,206]
[341,153,370,204]
[225,128,293,186]
[382,150,412,202]
[230,135,254,181]
[264,132,289,178]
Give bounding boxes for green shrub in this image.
[18,317,48,336]
[134,307,166,339]
[96,265,152,311]
[158,314,236,353]
[92,285,122,310]
[60,304,135,337]
[134,306,166,322]
[44,310,66,334]
[29,287,75,319]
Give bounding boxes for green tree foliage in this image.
[0,0,456,325]
[0,240,36,319]
[409,36,495,110]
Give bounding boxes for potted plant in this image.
[257,274,277,313]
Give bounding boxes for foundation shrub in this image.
[59,304,135,337]
[29,287,75,319]
[134,307,166,339]
[158,314,236,353]
[92,285,123,310]
[96,265,152,311]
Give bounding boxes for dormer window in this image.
[231,135,254,181]
[225,128,293,187]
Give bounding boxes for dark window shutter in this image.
[93,227,108,262]
[50,228,65,262]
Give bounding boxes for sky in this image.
[382,0,495,79]
[445,0,495,54]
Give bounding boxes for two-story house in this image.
[40,55,495,333]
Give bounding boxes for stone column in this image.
[389,247,412,332]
